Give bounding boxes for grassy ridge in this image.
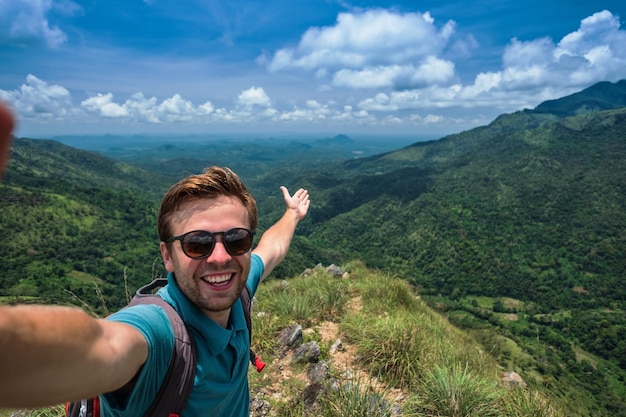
[4,263,566,416]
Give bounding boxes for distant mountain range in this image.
[2,79,626,415]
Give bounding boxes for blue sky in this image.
[1,0,625,138]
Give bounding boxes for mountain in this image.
[530,79,626,117]
[303,85,626,311]
[289,81,626,415]
[6,137,172,199]
[2,80,626,415]
[312,133,354,147]
[0,139,173,313]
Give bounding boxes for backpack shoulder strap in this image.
[239,285,265,372]
[129,278,197,417]
[239,285,253,347]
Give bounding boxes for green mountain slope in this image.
[6,137,172,199]
[293,82,626,415]
[308,107,626,308]
[2,80,626,415]
[531,79,626,117]
[0,139,172,312]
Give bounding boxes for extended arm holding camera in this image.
[0,304,148,408]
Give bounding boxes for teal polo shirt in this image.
[101,254,265,417]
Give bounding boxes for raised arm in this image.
[252,186,310,281]
[0,304,148,408]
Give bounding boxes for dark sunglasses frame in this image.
[166,228,255,259]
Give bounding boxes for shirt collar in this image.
[158,272,247,354]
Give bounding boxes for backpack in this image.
[66,278,265,417]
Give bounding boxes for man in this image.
[0,163,310,415]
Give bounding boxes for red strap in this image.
[93,396,101,417]
[254,355,266,372]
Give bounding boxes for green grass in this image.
[253,262,563,416]
[9,262,567,417]
[406,363,501,417]
[1,405,65,417]
[319,376,395,417]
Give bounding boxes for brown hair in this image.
[157,166,257,241]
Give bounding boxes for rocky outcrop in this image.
[249,263,402,416]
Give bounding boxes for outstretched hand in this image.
[280,186,310,222]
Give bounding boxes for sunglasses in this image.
[167,228,255,259]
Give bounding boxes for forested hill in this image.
[287,81,626,416]
[530,79,626,117]
[0,139,171,312]
[2,80,626,415]
[304,84,626,312]
[5,137,172,200]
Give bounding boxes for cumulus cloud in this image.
[333,57,455,89]
[0,73,481,134]
[265,9,458,90]
[81,93,129,118]
[1,74,73,118]
[468,10,626,99]
[3,9,625,135]
[81,92,217,123]
[0,0,80,48]
[354,10,626,113]
[237,86,272,108]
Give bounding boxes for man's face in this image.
[160,195,252,324]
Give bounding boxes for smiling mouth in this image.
[201,273,233,286]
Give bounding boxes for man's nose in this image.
[206,239,232,262]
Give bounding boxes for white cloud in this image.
[496,10,626,91]
[120,93,159,123]
[503,37,555,69]
[423,114,444,124]
[81,93,128,118]
[557,10,623,58]
[333,58,455,89]
[80,92,218,124]
[3,8,625,136]
[353,10,626,113]
[1,74,73,118]
[237,86,272,108]
[266,9,458,90]
[358,93,397,112]
[0,0,80,48]
[334,66,406,89]
[157,94,195,122]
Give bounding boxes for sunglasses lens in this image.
[224,228,254,255]
[174,229,254,259]
[182,231,214,258]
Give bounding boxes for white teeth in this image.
[202,274,232,284]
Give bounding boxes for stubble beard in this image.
[180,260,251,314]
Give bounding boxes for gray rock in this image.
[277,324,303,350]
[326,264,343,277]
[307,360,329,384]
[292,341,321,363]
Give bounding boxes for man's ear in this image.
[160,241,176,273]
